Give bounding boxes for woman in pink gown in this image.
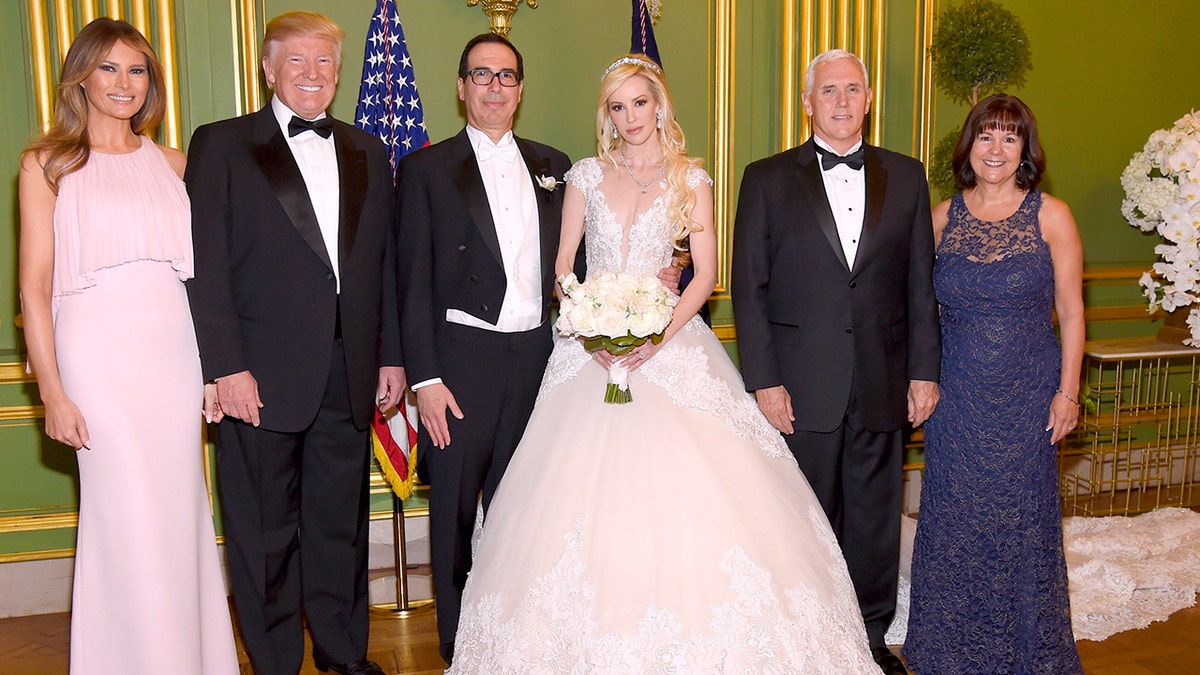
[17,19,237,674]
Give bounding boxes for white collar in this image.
[270,96,330,137]
[465,125,516,151]
[813,136,863,157]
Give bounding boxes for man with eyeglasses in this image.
[395,32,573,666]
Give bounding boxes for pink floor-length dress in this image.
[51,136,238,674]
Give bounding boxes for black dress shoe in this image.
[871,646,909,675]
[314,658,386,675]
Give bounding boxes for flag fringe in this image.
[372,426,418,500]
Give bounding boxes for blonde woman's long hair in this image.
[595,55,702,249]
[23,18,167,193]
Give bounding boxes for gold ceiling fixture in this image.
[466,0,538,38]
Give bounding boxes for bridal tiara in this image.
[602,56,663,80]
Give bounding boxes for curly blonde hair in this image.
[23,18,166,193]
[595,55,702,249]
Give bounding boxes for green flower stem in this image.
[604,383,633,404]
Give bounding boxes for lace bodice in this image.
[564,157,712,277]
[938,189,1045,264]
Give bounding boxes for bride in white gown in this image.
[449,55,878,674]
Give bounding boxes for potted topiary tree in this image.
[927,0,1032,199]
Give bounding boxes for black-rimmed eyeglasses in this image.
[466,68,522,87]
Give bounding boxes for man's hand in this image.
[376,366,407,412]
[216,370,263,426]
[657,265,682,295]
[907,380,939,428]
[415,382,464,449]
[755,385,795,434]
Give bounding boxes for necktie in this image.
[288,115,334,139]
[817,146,865,171]
[476,140,519,163]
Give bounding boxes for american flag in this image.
[632,0,662,68]
[356,0,426,499]
[355,0,429,178]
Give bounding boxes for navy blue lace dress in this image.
[904,190,1082,674]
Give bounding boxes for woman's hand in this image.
[43,395,90,450]
[203,382,224,424]
[617,339,665,373]
[589,345,618,369]
[1046,390,1079,445]
[584,338,664,372]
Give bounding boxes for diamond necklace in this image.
[619,151,665,194]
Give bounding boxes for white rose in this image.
[628,310,659,338]
[595,305,628,338]
[568,303,598,336]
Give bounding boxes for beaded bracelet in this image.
[1056,388,1080,405]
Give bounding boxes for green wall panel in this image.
[4,0,1196,558]
[1,1,36,355]
[0,422,78,512]
[931,0,1200,270]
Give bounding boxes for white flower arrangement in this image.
[1123,111,1200,344]
[556,272,676,403]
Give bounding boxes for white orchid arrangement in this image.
[1122,110,1200,344]
[556,272,676,403]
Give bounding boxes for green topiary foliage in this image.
[930,0,1032,106]
[929,130,961,202]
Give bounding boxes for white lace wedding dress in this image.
[448,158,878,673]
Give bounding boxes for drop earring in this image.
[612,123,619,139]
[656,110,663,129]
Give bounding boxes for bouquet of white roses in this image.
[556,272,677,403]
[1122,110,1200,343]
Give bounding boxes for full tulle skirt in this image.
[450,318,878,673]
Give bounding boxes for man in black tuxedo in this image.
[731,49,940,675]
[185,12,402,675]
[395,33,571,665]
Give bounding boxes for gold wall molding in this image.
[913,0,935,163]
[0,362,35,384]
[780,0,886,150]
[0,512,77,535]
[231,0,264,116]
[0,547,76,564]
[711,0,735,298]
[0,405,44,422]
[25,0,183,147]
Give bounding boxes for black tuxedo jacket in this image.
[731,138,940,432]
[185,106,401,432]
[396,129,571,385]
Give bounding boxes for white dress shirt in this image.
[411,126,544,393]
[271,96,341,291]
[446,125,543,332]
[814,136,866,269]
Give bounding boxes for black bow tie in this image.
[288,115,333,139]
[817,146,865,171]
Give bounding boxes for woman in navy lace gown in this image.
[905,95,1084,674]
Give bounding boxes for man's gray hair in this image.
[803,49,869,91]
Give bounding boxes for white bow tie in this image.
[476,140,519,164]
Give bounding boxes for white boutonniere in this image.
[536,174,560,192]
